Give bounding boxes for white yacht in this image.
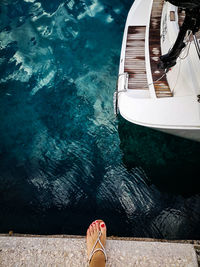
[114,0,200,142]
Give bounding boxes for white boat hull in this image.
[116,0,200,142]
[156,128,200,142]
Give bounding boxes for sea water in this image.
[0,0,200,239]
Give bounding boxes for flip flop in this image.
[88,230,107,263]
[87,220,107,264]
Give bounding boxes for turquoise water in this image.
[0,0,200,239]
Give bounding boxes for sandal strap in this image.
[89,248,107,262]
[89,231,107,263]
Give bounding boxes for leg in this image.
[86,220,107,267]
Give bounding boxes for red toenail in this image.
[100,223,105,228]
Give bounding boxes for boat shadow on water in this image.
[118,115,200,196]
[114,115,200,239]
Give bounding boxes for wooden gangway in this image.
[124,26,148,90]
[124,0,173,98]
[149,0,173,97]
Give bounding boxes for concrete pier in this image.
[0,235,199,266]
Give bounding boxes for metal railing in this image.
[113,73,128,116]
[193,34,200,60]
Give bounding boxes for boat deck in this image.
[149,0,173,97]
[124,26,148,90]
[124,0,173,98]
[178,8,185,27]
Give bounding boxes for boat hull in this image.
[116,0,200,142]
[157,128,200,142]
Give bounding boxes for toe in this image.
[94,221,99,233]
[90,222,95,234]
[100,221,106,235]
[89,224,92,234]
[95,221,100,232]
[87,228,90,237]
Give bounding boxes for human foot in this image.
[86,220,107,266]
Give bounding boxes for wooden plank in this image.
[149,0,173,97]
[124,26,148,90]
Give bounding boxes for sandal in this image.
[88,230,107,263]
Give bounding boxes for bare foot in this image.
[86,219,107,265]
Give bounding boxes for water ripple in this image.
[0,0,200,239]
